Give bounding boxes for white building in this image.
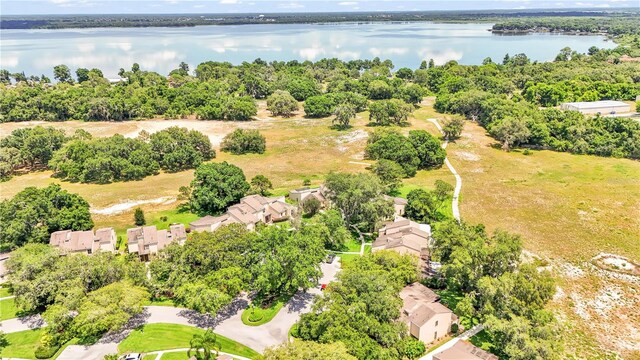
[560,100,630,115]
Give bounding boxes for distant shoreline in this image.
[1,9,636,30]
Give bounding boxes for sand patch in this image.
[454,150,481,161]
[91,197,175,215]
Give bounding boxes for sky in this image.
[1,0,637,15]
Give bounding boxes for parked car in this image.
[321,284,327,291]
[123,353,142,360]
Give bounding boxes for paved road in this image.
[427,118,462,222]
[55,260,341,360]
[0,314,45,334]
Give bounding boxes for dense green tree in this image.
[49,135,160,183]
[304,95,335,118]
[0,126,68,170]
[484,313,560,360]
[365,129,420,176]
[0,184,93,251]
[297,251,421,360]
[490,117,532,151]
[405,180,454,223]
[408,130,446,169]
[267,90,298,117]
[251,225,326,299]
[220,129,266,155]
[189,162,250,215]
[134,207,146,226]
[370,159,405,194]
[72,281,149,340]
[250,174,273,196]
[368,80,393,100]
[368,99,413,126]
[399,84,424,105]
[442,117,465,140]
[53,65,73,84]
[149,126,215,172]
[324,172,394,231]
[264,341,357,360]
[395,67,414,80]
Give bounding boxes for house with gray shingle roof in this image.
[400,282,458,345]
[49,228,117,255]
[127,224,187,261]
[433,340,498,360]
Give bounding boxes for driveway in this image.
[56,260,341,359]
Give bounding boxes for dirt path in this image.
[427,118,462,221]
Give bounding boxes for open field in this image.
[1,99,639,357]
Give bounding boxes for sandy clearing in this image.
[91,196,175,215]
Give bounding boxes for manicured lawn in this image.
[434,288,479,330]
[0,329,43,359]
[241,297,286,326]
[118,323,259,359]
[0,297,18,320]
[340,237,362,253]
[142,355,157,360]
[160,351,191,360]
[0,286,11,297]
[338,253,361,266]
[145,297,177,307]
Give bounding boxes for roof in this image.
[562,100,629,109]
[169,224,187,240]
[400,282,440,303]
[433,340,498,360]
[94,228,115,243]
[384,195,408,205]
[190,215,224,227]
[408,302,453,327]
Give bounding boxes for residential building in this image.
[190,194,296,233]
[384,195,408,216]
[289,186,327,206]
[127,224,187,260]
[560,100,630,114]
[372,217,430,258]
[49,228,117,255]
[400,282,458,345]
[433,340,499,360]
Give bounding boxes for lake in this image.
[0,22,615,78]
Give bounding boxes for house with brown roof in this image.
[190,195,296,233]
[372,217,431,258]
[400,282,458,345]
[127,224,187,261]
[289,186,328,207]
[49,228,117,255]
[433,340,498,360]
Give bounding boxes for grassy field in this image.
[118,323,260,359]
[0,329,43,359]
[0,286,11,297]
[0,297,18,320]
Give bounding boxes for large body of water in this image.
[0,22,615,78]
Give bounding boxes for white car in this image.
[123,354,142,360]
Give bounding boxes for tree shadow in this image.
[329,124,352,131]
[285,291,315,314]
[180,296,249,329]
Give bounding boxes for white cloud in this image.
[417,48,463,65]
[338,1,358,5]
[278,2,304,9]
[219,0,239,4]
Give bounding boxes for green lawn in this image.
[0,286,11,297]
[340,237,362,253]
[118,323,259,359]
[0,297,18,320]
[338,253,361,266]
[160,351,191,360]
[0,329,43,359]
[241,298,286,326]
[143,355,157,360]
[144,297,177,307]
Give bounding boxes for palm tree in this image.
[188,329,220,360]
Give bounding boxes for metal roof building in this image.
[560,100,631,115]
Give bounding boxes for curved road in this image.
[1,260,340,360]
[427,118,462,222]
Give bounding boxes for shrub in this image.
[267,90,298,117]
[220,129,266,155]
[134,207,146,226]
[34,345,60,359]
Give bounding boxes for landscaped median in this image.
[240,297,286,326]
[118,323,260,359]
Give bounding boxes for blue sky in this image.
[1,0,636,15]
